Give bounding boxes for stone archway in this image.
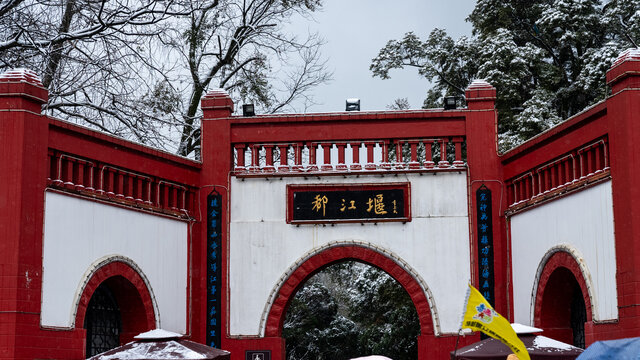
[75,260,157,357]
[263,244,440,360]
[533,251,592,348]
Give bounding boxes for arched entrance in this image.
[75,260,157,357]
[264,244,439,360]
[283,260,420,359]
[534,251,592,348]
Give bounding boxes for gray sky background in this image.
[283,0,476,112]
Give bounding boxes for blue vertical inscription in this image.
[207,191,222,348]
[476,186,495,306]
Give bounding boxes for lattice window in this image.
[84,283,122,357]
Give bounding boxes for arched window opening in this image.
[84,282,122,357]
[283,261,420,360]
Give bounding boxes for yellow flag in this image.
[461,284,530,360]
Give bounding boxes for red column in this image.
[199,89,234,346]
[350,142,362,170]
[605,49,640,338]
[1,70,85,358]
[464,80,509,317]
[200,90,285,358]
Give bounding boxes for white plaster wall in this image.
[41,191,188,333]
[229,172,470,336]
[510,180,617,325]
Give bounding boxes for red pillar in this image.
[605,49,640,338]
[198,89,234,345]
[200,92,286,359]
[0,69,49,359]
[0,70,84,358]
[464,81,510,318]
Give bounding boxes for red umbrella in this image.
[89,329,231,360]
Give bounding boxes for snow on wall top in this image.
[204,87,231,98]
[466,79,494,90]
[612,48,640,67]
[0,68,43,87]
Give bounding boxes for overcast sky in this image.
[283,0,476,112]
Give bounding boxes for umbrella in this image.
[576,337,640,359]
[451,323,583,360]
[89,329,231,360]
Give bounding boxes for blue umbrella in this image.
[577,337,640,360]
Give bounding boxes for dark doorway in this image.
[570,286,587,348]
[84,282,122,357]
[539,267,587,348]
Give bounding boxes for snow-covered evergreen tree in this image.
[371,0,640,150]
[283,262,419,360]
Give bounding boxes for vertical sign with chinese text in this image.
[476,186,495,306]
[206,191,222,348]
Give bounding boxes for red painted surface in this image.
[199,90,234,350]
[74,261,156,346]
[256,244,477,360]
[605,51,640,339]
[533,251,592,346]
[0,71,52,360]
[464,81,510,319]
[2,51,640,358]
[501,51,640,344]
[0,71,198,359]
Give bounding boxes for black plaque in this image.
[476,186,495,306]
[288,184,410,223]
[206,191,223,348]
[246,350,271,360]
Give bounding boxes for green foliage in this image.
[371,0,640,150]
[283,262,420,360]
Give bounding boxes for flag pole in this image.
[453,329,462,358]
[453,284,472,358]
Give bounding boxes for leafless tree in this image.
[0,0,330,157]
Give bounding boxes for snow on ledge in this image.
[466,79,493,90]
[613,48,640,67]
[204,87,230,98]
[0,68,43,87]
[511,322,543,334]
[134,329,183,340]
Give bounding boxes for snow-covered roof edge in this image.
[134,329,183,340]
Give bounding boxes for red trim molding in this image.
[533,250,593,326]
[74,260,156,331]
[263,244,434,337]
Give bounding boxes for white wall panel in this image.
[510,181,617,324]
[229,172,470,336]
[42,192,188,333]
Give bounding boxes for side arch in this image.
[531,246,594,326]
[73,256,158,335]
[262,241,439,337]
